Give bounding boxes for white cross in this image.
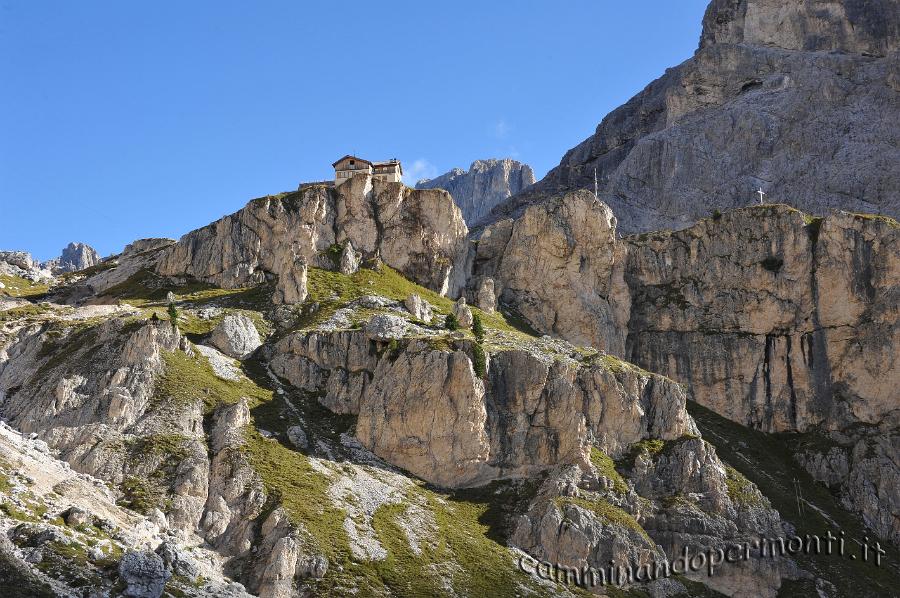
[756,187,766,205]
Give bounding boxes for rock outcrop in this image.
[416,159,535,226]
[2,2,898,590]
[0,250,53,283]
[270,328,696,488]
[472,188,899,546]
[119,550,171,598]
[794,423,900,545]
[624,208,898,436]
[155,175,469,301]
[46,242,102,274]
[209,314,263,360]
[492,0,900,233]
[473,190,630,354]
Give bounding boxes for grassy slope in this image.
[240,363,563,597]
[0,274,49,298]
[688,402,900,598]
[301,264,538,337]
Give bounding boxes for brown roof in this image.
[332,155,373,168]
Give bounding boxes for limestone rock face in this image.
[624,207,899,435]
[209,313,263,360]
[510,468,664,584]
[201,400,265,557]
[699,0,900,55]
[270,329,696,488]
[0,250,54,282]
[0,251,37,271]
[623,207,900,543]
[511,440,788,598]
[48,242,102,274]
[75,238,176,296]
[156,176,469,300]
[474,190,630,354]
[0,319,215,534]
[0,319,180,436]
[416,159,535,226]
[493,0,900,233]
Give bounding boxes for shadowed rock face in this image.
[491,0,900,233]
[416,159,535,227]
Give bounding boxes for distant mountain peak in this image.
[416,158,535,226]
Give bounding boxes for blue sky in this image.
[0,1,707,260]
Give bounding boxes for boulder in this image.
[287,426,309,450]
[404,293,433,323]
[0,251,36,270]
[155,541,200,582]
[364,314,408,341]
[473,277,496,313]
[452,297,473,328]
[339,241,361,275]
[62,506,91,527]
[118,550,170,598]
[209,314,263,360]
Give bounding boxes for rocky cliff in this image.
[624,207,898,437]
[155,175,469,302]
[416,159,535,226]
[0,259,802,596]
[624,207,899,545]
[3,188,899,595]
[474,190,899,548]
[472,190,630,354]
[1,1,899,595]
[45,242,102,274]
[492,0,900,233]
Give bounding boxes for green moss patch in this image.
[301,265,537,338]
[723,465,765,508]
[596,353,651,376]
[590,447,628,494]
[118,475,170,515]
[846,212,899,229]
[0,303,52,324]
[102,269,272,313]
[243,427,348,559]
[617,435,700,471]
[154,349,272,412]
[555,496,651,543]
